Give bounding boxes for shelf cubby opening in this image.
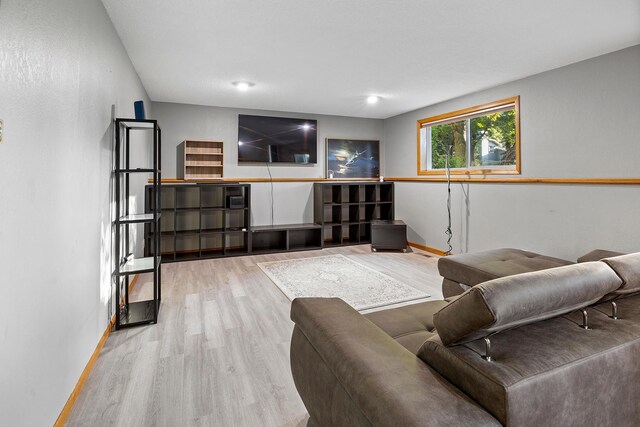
[252,230,287,252]
[225,186,247,208]
[289,228,322,250]
[359,205,366,222]
[160,211,175,233]
[364,185,377,203]
[323,205,341,224]
[331,186,342,203]
[323,225,342,245]
[348,185,360,203]
[225,210,247,230]
[201,233,224,257]
[185,153,223,167]
[225,231,249,254]
[145,235,174,257]
[175,210,200,233]
[159,235,175,255]
[359,223,371,242]
[176,234,199,253]
[201,210,224,232]
[184,140,223,154]
[185,166,222,179]
[348,205,359,222]
[379,184,393,202]
[342,224,360,244]
[364,204,377,221]
[176,186,200,208]
[201,186,225,208]
[225,186,245,197]
[161,187,175,209]
[379,203,393,220]
[146,186,175,211]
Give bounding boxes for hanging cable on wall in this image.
[266,162,274,226]
[444,144,453,255]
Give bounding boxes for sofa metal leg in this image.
[482,337,492,362]
[580,309,590,330]
[610,301,619,320]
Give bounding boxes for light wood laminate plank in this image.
[65,245,442,426]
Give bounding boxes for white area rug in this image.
[257,254,430,311]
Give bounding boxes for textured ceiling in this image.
[101,0,640,119]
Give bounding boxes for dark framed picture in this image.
[326,138,380,179]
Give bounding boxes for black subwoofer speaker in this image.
[227,195,244,209]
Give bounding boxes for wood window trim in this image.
[416,96,521,176]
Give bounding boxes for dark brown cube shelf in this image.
[313,182,394,247]
[145,183,250,262]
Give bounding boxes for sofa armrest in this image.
[290,298,500,426]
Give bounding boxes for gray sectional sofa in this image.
[289,251,640,426]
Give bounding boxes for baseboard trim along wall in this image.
[54,274,139,426]
[408,241,447,256]
[53,317,114,426]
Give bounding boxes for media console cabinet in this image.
[144,181,394,262]
[251,223,322,254]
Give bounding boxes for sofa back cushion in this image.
[419,295,640,426]
[602,252,640,297]
[433,262,622,346]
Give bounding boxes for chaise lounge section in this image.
[437,247,624,298]
[290,252,640,426]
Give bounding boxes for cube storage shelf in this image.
[145,183,250,262]
[143,181,395,262]
[313,182,394,247]
[114,118,161,329]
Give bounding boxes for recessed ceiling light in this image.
[233,81,255,91]
[367,95,380,104]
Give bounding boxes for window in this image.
[417,96,520,175]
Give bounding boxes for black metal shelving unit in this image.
[114,118,161,329]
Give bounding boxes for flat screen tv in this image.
[238,114,317,164]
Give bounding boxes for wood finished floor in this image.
[66,245,442,426]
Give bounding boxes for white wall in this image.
[0,0,150,425]
[384,45,640,260]
[151,102,384,225]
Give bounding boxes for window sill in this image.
[418,168,520,176]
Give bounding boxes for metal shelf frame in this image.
[114,118,162,329]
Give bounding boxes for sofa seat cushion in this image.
[438,248,573,287]
[365,300,448,354]
[433,262,622,346]
[419,297,640,426]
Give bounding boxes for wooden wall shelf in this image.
[177,140,224,180]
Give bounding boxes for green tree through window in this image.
[418,97,520,175]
